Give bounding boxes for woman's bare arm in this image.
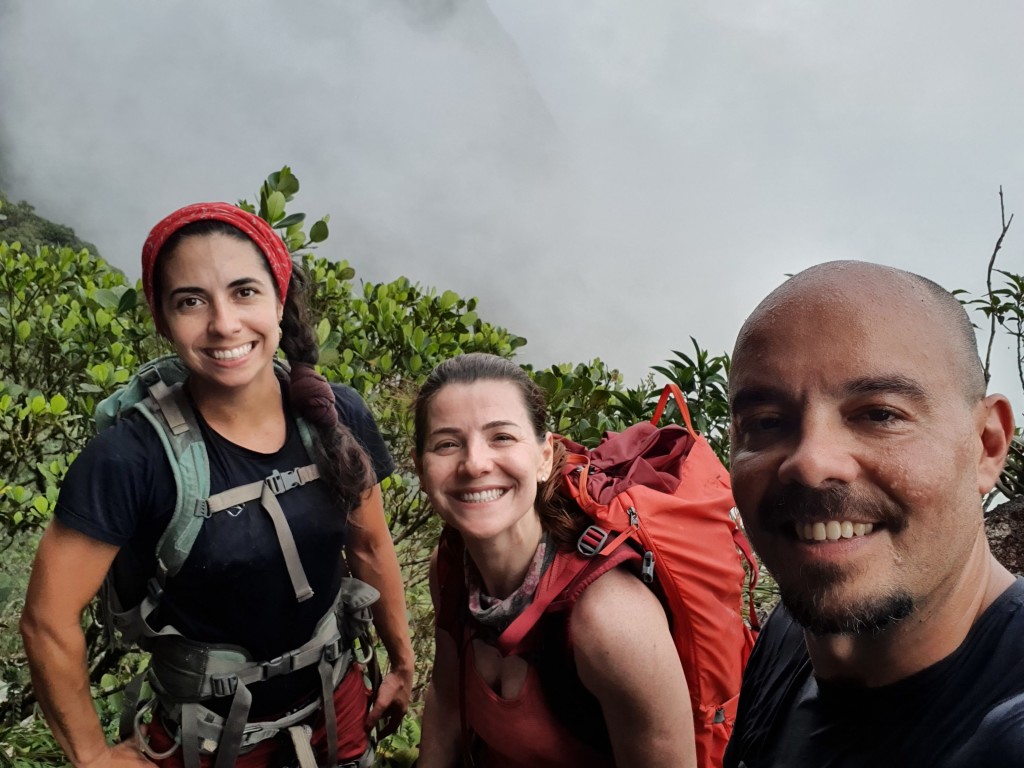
[20,520,153,766]
[416,549,462,768]
[572,567,697,768]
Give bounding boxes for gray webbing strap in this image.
[214,681,253,768]
[261,481,314,602]
[181,702,202,768]
[202,464,319,603]
[204,465,320,513]
[288,725,319,768]
[320,656,338,767]
[148,379,190,436]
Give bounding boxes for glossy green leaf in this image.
[309,219,329,243]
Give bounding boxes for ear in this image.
[976,394,1015,494]
[538,432,554,482]
[410,446,423,478]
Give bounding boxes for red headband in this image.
[141,202,292,320]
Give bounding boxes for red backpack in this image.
[437,384,759,767]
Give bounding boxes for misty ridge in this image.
[1,0,1023,384]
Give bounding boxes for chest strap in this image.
[202,464,321,602]
[146,378,321,603]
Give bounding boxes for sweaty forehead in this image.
[732,265,953,384]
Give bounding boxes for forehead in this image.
[731,276,957,400]
[160,233,268,287]
[427,380,532,427]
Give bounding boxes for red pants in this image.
[144,665,371,767]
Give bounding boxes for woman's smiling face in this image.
[158,232,283,397]
[416,379,553,546]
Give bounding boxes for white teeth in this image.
[459,489,506,503]
[798,521,875,542]
[210,343,254,360]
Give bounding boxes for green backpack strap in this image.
[95,355,209,579]
[136,379,211,580]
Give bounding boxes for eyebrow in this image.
[843,375,928,402]
[730,386,785,413]
[730,375,928,413]
[427,420,522,438]
[167,276,263,298]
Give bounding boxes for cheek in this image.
[729,455,772,513]
[419,457,453,498]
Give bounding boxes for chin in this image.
[780,582,916,636]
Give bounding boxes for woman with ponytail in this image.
[21,203,413,767]
[412,354,695,768]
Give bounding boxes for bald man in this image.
[723,262,1024,767]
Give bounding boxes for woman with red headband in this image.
[20,203,414,767]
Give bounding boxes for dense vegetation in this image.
[0,168,733,764]
[0,170,1019,765]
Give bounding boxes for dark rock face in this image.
[988,497,1024,576]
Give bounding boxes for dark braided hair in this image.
[413,353,588,550]
[156,221,375,508]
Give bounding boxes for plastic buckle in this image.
[641,550,656,584]
[260,652,295,679]
[323,637,343,663]
[138,367,162,387]
[265,468,300,495]
[211,674,238,697]
[194,498,211,518]
[577,525,609,557]
[146,577,164,602]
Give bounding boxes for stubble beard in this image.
[776,561,915,636]
[759,484,915,636]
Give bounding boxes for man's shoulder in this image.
[948,691,1024,767]
[746,602,808,674]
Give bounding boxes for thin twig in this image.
[983,186,1015,382]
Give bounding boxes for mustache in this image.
[759,484,906,531]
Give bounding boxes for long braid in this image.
[279,264,375,507]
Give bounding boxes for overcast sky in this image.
[2,0,1023,396]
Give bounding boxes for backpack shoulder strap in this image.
[435,526,467,639]
[496,537,640,657]
[131,378,211,581]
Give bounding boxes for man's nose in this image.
[776,414,858,488]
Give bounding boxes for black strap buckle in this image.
[211,673,238,697]
[260,652,295,679]
[323,637,344,663]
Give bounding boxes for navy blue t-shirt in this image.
[724,579,1024,768]
[57,382,394,714]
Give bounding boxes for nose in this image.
[460,437,494,477]
[776,413,858,489]
[208,299,242,337]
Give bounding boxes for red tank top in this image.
[461,637,615,768]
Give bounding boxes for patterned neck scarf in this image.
[465,531,556,636]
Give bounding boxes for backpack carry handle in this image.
[651,383,696,435]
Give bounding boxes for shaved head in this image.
[733,261,986,403]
